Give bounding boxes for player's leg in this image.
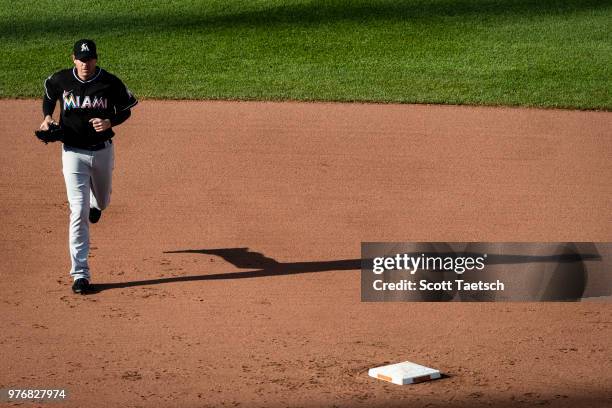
[90,142,114,212]
[62,145,93,281]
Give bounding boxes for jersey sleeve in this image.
[113,79,138,112]
[42,73,60,116]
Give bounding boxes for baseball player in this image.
[39,39,137,294]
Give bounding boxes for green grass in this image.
[0,0,610,109]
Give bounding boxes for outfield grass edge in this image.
[5,95,610,113]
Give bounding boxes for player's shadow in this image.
[90,247,362,293]
[89,245,606,301]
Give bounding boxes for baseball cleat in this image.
[89,207,102,224]
[72,278,90,294]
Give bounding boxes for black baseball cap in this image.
[73,39,97,60]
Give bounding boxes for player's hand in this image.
[39,115,57,131]
[89,118,111,132]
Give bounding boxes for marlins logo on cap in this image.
[73,39,97,60]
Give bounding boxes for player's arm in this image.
[40,75,59,130]
[90,108,131,131]
[90,80,137,133]
[89,109,131,132]
[110,108,131,127]
[110,79,137,127]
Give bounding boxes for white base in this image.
[368,361,441,385]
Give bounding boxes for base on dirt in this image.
[369,361,441,385]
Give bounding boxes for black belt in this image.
[68,139,112,151]
[88,139,112,151]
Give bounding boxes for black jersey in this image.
[43,67,137,148]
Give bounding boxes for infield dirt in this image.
[1,100,611,407]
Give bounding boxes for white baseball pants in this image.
[62,142,114,281]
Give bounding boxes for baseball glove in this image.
[35,122,65,144]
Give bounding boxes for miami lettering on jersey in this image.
[63,91,108,110]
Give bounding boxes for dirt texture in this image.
[1,99,611,408]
